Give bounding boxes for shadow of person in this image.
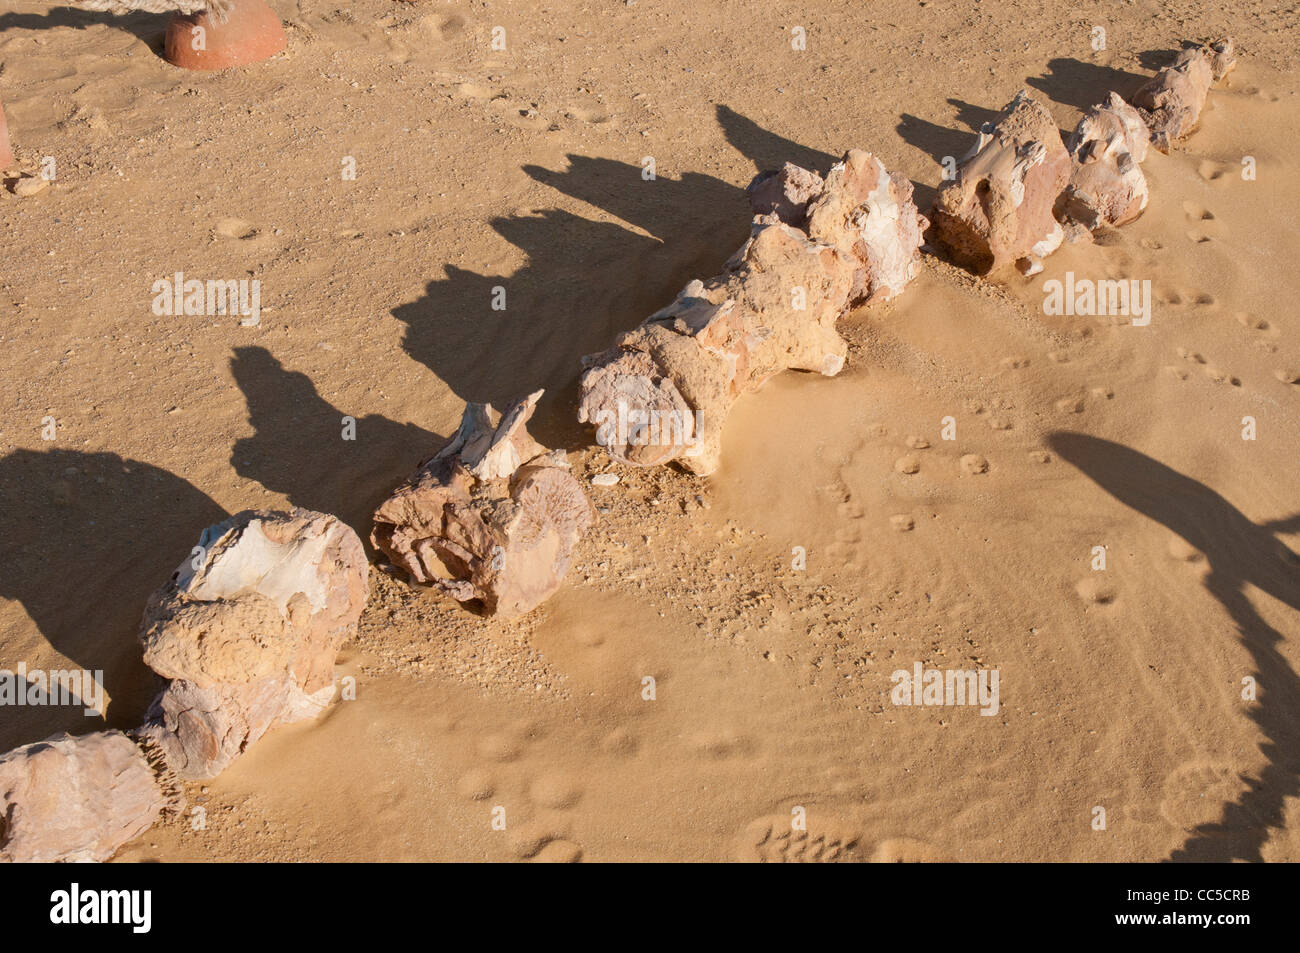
[895,99,1001,209]
[1026,58,1151,112]
[392,110,843,434]
[0,7,170,52]
[229,346,442,540]
[392,161,750,421]
[1047,432,1300,861]
[715,104,839,175]
[0,447,225,751]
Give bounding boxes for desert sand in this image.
[1,0,1298,861]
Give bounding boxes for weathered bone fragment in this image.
[750,150,928,304]
[581,150,925,475]
[137,508,369,780]
[0,731,172,863]
[1058,92,1151,230]
[1132,38,1236,153]
[580,221,851,475]
[929,90,1071,275]
[372,391,593,618]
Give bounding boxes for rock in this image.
[746,162,825,225]
[929,90,1071,275]
[1132,38,1236,153]
[0,731,172,863]
[801,150,929,303]
[591,473,620,486]
[137,508,369,779]
[12,176,48,198]
[580,221,851,475]
[1058,92,1150,229]
[581,149,924,476]
[749,150,928,304]
[373,391,593,618]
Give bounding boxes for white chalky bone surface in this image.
[136,508,369,780]
[0,731,172,863]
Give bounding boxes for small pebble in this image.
[591,473,620,486]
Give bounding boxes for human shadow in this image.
[896,98,1001,209]
[715,104,839,175]
[1048,433,1300,861]
[0,7,170,52]
[1026,58,1150,112]
[390,109,845,444]
[0,447,224,751]
[229,346,442,541]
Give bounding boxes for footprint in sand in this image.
[562,105,612,124]
[528,771,583,810]
[1168,536,1212,579]
[734,812,866,863]
[1202,365,1241,386]
[531,840,583,863]
[871,836,954,862]
[600,726,639,757]
[215,217,258,240]
[1235,312,1276,335]
[894,454,921,475]
[456,768,497,801]
[1075,576,1116,605]
[478,732,525,763]
[1160,762,1243,830]
[1197,160,1227,182]
[507,820,572,859]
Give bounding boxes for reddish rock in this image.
[373,391,594,618]
[0,731,172,863]
[929,90,1071,275]
[137,508,369,779]
[1058,92,1150,230]
[164,0,285,71]
[1132,38,1236,153]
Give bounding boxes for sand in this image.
[1,0,1297,861]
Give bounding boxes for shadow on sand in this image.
[1049,433,1300,862]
